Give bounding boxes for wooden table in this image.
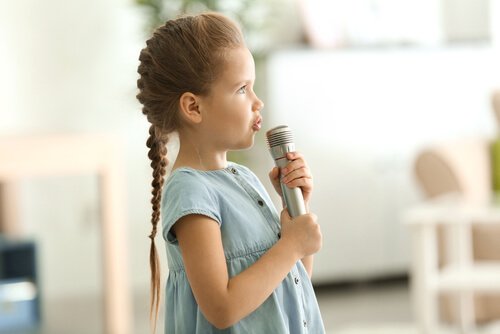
[0,134,132,334]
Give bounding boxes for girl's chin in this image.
[233,136,255,151]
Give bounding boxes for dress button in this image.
[230,167,237,174]
[303,320,307,328]
[257,200,264,206]
[294,277,300,284]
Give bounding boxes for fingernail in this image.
[282,168,287,174]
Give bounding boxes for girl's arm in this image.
[173,210,321,329]
[301,255,314,278]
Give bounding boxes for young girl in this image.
[136,12,325,333]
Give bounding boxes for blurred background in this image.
[1,0,500,333]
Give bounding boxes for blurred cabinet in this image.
[0,238,38,331]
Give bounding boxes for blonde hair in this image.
[136,12,244,331]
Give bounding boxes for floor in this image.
[315,277,413,332]
[9,277,500,334]
[10,277,412,334]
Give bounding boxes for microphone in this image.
[266,125,307,218]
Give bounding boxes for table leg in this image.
[0,181,22,235]
[99,163,132,334]
[411,224,439,333]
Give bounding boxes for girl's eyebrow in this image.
[232,79,253,89]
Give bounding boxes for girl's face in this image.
[198,46,264,151]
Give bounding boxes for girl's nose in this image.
[254,97,264,112]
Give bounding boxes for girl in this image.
[136,12,325,333]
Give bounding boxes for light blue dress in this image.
[162,162,325,333]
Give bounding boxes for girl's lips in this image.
[252,117,262,131]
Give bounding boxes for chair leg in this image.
[459,291,476,334]
[412,224,439,333]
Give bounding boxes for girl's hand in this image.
[279,209,322,258]
[268,152,313,206]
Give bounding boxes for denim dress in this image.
[161,162,325,333]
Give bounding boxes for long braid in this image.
[145,124,168,330]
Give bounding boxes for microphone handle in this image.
[275,156,307,218]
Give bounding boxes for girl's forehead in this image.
[219,47,255,80]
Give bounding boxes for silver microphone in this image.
[266,125,307,218]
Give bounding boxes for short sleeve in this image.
[161,170,221,243]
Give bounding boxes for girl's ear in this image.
[179,92,202,124]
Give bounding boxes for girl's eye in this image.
[237,85,247,94]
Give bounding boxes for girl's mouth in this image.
[252,117,262,131]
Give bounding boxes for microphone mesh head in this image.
[266,125,294,148]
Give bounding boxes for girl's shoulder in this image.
[164,166,211,192]
[162,167,220,212]
[164,162,261,191]
[164,163,237,189]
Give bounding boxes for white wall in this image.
[441,0,491,42]
[265,46,500,282]
[0,0,156,300]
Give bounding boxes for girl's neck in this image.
[173,132,228,171]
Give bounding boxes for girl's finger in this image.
[285,177,313,190]
[282,160,306,175]
[286,151,303,160]
[280,208,292,224]
[282,167,312,184]
[269,167,280,180]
